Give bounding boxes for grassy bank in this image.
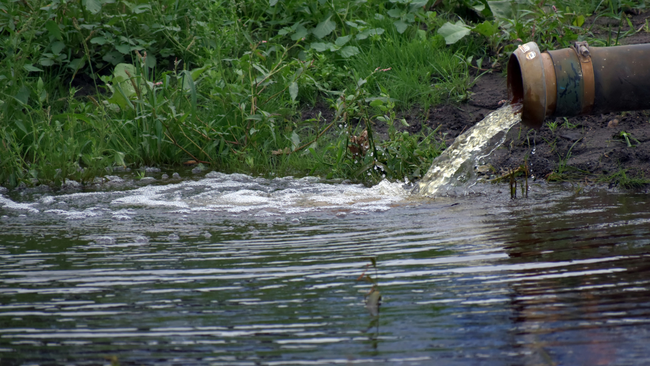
[0,0,644,189]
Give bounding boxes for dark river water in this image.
[1,172,649,365]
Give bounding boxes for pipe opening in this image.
[507,53,524,105]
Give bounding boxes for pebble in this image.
[607,119,619,128]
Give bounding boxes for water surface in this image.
[1,173,650,365]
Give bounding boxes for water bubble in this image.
[168,233,180,241]
[172,173,181,179]
[95,236,116,245]
[112,214,132,221]
[135,235,149,244]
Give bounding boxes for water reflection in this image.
[1,176,650,365]
[501,190,650,365]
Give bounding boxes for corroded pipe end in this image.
[508,41,650,130]
[507,42,556,129]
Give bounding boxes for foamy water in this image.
[0,172,415,222]
[418,105,522,197]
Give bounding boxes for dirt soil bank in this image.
[427,71,650,186]
[433,13,650,187]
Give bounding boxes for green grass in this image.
[0,0,645,188]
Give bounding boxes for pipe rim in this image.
[507,42,547,129]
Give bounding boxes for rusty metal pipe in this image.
[507,41,650,129]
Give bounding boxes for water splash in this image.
[417,104,522,197]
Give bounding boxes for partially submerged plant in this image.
[356,257,381,317]
[490,160,529,199]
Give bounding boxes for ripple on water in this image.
[1,176,650,365]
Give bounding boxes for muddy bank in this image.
[409,18,650,187]
[435,71,650,185]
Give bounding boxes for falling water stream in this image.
[2,106,650,365]
[418,104,522,197]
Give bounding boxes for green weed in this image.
[601,169,650,189]
[0,0,640,188]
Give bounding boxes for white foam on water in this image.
[0,195,39,213]
[0,174,414,219]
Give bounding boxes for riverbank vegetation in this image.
[1,0,646,189]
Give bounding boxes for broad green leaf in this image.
[131,4,151,14]
[437,21,471,45]
[270,0,279,5]
[113,63,137,83]
[103,51,124,65]
[369,99,384,107]
[310,42,331,52]
[15,120,28,134]
[573,15,585,27]
[90,36,107,45]
[51,41,65,55]
[24,64,43,72]
[339,46,359,58]
[145,54,156,68]
[335,35,352,46]
[409,0,428,11]
[15,85,30,105]
[394,20,408,34]
[39,58,54,67]
[107,84,130,109]
[313,15,336,39]
[473,20,499,37]
[112,63,138,99]
[289,81,298,102]
[291,25,308,41]
[190,64,209,81]
[82,0,102,14]
[487,1,513,19]
[356,27,384,40]
[113,151,126,167]
[115,44,131,54]
[346,20,359,28]
[67,58,86,71]
[387,9,402,18]
[44,20,62,41]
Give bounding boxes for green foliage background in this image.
[0,0,645,188]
